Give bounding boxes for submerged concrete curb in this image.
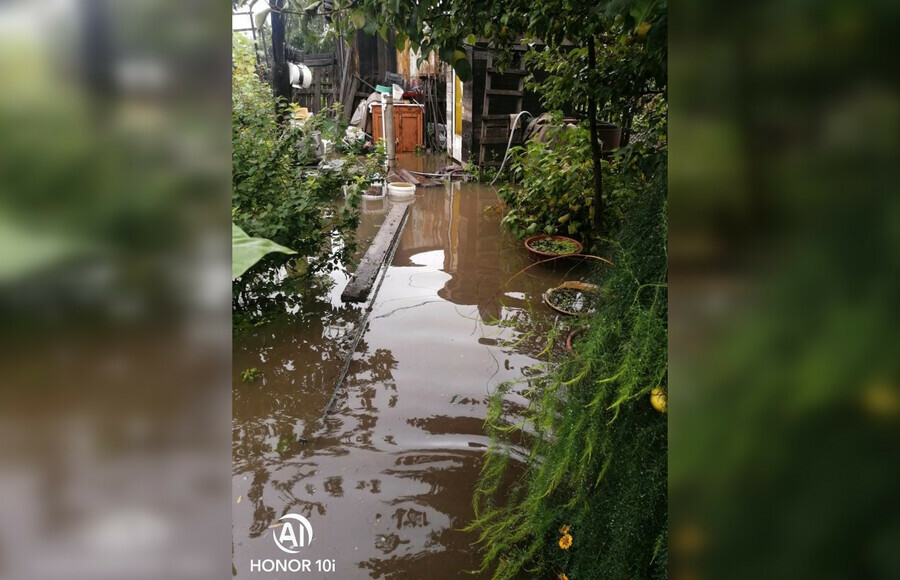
[341,201,411,303]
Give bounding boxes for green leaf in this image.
[450,49,466,64]
[303,1,321,14]
[465,34,477,45]
[440,45,456,63]
[232,223,296,279]
[394,31,409,52]
[363,17,377,35]
[453,57,472,82]
[349,9,366,30]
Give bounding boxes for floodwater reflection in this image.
[233,173,578,578]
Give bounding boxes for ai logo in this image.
[273,514,314,554]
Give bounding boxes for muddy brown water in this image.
[233,158,591,579]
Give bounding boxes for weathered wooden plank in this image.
[341,202,410,303]
[397,169,421,185]
[313,68,322,113]
[419,177,442,187]
[486,89,524,97]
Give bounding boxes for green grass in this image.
[469,177,668,580]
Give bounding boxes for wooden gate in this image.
[290,52,338,114]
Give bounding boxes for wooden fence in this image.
[290,52,338,114]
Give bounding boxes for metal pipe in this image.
[383,93,395,173]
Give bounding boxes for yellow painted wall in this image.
[454,74,463,136]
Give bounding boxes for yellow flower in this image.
[559,525,570,535]
[558,533,573,550]
[558,574,569,580]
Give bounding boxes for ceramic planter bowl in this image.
[543,281,600,316]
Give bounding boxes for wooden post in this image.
[270,0,291,122]
[587,35,604,234]
[313,68,322,113]
[383,93,395,173]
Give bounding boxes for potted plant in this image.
[524,234,584,261]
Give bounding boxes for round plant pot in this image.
[524,235,584,261]
[543,281,600,316]
[597,121,622,153]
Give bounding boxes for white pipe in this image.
[490,110,533,186]
[383,93,395,174]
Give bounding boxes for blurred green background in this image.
[0,1,231,578]
[669,0,900,578]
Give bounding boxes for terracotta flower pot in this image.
[524,235,583,261]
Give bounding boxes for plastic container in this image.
[375,84,391,94]
[387,182,416,200]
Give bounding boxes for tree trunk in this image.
[587,35,604,235]
[270,0,291,122]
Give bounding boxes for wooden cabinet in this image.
[370,104,423,153]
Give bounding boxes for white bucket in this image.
[387,182,415,200]
[288,63,312,89]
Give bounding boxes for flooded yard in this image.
[232,158,581,578]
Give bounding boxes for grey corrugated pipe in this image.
[490,111,533,186]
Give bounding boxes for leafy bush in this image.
[499,127,594,240]
[232,34,373,281]
[498,125,637,246]
[499,98,668,250]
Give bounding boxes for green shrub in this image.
[470,156,668,580]
[498,125,637,247]
[231,34,372,282]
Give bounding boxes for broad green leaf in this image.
[453,57,472,82]
[451,49,466,64]
[465,34,476,45]
[232,223,295,279]
[349,9,366,29]
[394,31,408,51]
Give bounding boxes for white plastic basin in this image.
[387,182,416,199]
